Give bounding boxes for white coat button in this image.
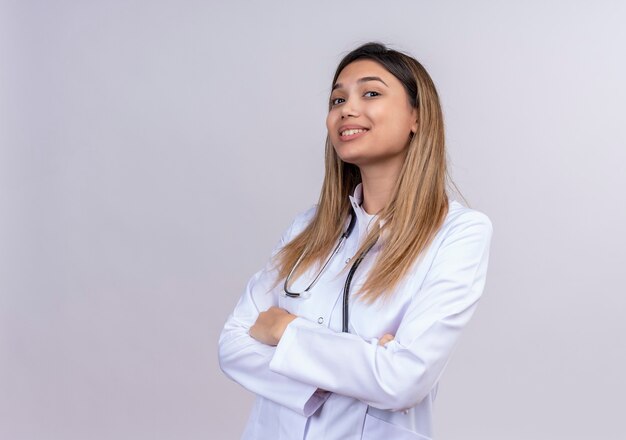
[317,317,324,324]
[345,257,351,264]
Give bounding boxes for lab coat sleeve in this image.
[217,206,330,417]
[269,210,493,411]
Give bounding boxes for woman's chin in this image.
[334,147,367,165]
[337,154,366,166]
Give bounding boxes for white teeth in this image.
[340,128,367,136]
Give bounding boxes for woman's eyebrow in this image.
[332,76,389,91]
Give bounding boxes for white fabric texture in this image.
[218,183,493,439]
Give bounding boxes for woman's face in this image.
[326,59,417,167]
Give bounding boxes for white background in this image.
[1,1,625,439]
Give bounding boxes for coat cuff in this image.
[271,317,320,373]
[271,317,331,416]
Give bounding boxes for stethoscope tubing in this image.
[282,204,378,333]
[342,234,378,332]
[283,209,357,298]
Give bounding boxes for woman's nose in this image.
[340,97,360,119]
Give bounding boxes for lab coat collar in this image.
[349,182,364,205]
[348,182,387,234]
[348,182,367,218]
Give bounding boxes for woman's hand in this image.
[250,308,394,348]
[378,333,395,346]
[249,306,297,346]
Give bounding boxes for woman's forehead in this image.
[334,60,396,89]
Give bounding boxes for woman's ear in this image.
[410,109,418,134]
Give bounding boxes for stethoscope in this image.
[282,204,379,333]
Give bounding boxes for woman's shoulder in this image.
[442,199,493,238]
[285,200,493,243]
[289,200,492,227]
[297,203,319,223]
[283,203,318,241]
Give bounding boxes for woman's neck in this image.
[359,158,404,215]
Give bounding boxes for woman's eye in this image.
[330,97,344,106]
[364,91,380,98]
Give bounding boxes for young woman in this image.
[218,42,493,440]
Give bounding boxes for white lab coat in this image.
[218,183,493,439]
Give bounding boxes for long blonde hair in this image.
[272,42,456,305]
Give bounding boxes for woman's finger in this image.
[378,333,395,346]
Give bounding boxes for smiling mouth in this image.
[340,128,368,136]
